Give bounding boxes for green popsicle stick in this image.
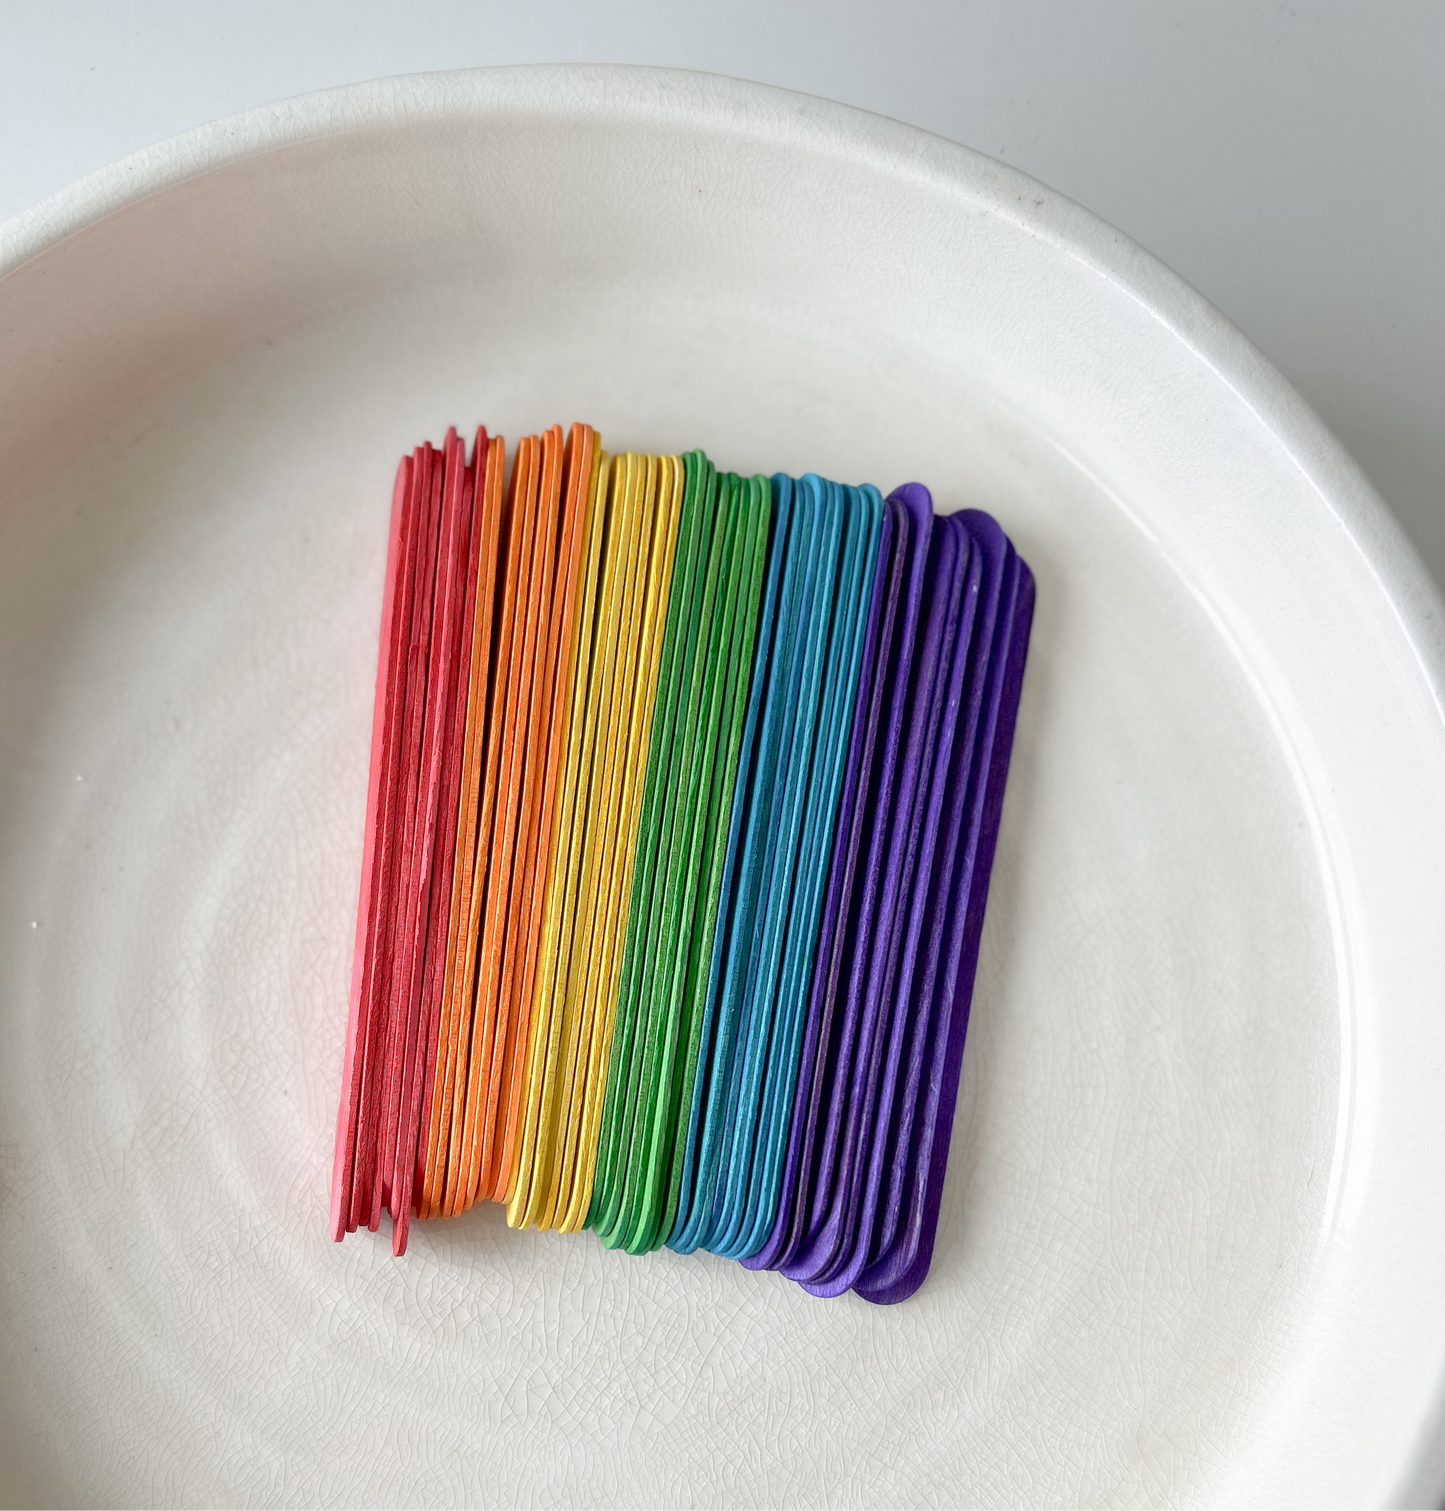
[587,453,714,1230]
[598,462,739,1249]
[655,473,772,1244]
[624,473,771,1252]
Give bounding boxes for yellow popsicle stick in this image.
[505,448,610,1222]
[557,455,682,1232]
[513,453,644,1230]
[539,455,661,1230]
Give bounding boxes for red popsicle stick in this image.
[362,444,445,1228]
[392,430,478,1253]
[329,455,411,1242]
[421,431,507,1219]
[351,444,439,1231]
[414,427,489,1219]
[382,428,473,1243]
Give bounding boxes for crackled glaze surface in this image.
[1,68,1444,1508]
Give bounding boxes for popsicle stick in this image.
[486,423,597,1203]
[657,473,773,1243]
[839,517,979,1277]
[587,453,712,1235]
[504,448,609,1225]
[670,477,817,1254]
[419,432,505,1219]
[728,481,880,1262]
[555,455,680,1232]
[330,454,412,1241]
[464,432,562,1205]
[355,444,444,1231]
[707,476,841,1258]
[536,454,656,1229]
[518,453,646,1229]
[439,434,520,1217]
[392,431,479,1252]
[348,445,431,1230]
[852,512,1034,1304]
[667,475,802,1255]
[785,491,954,1286]
[564,455,689,1235]
[798,514,967,1294]
[450,435,542,1213]
[594,456,732,1250]
[628,472,772,1253]
[745,494,901,1273]
[779,485,933,1279]
[382,430,474,1245]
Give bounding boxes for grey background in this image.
[4,1,1441,587]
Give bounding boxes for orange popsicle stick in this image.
[456,436,548,1209]
[416,428,497,1217]
[422,433,507,1218]
[444,437,541,1215]
[472,425,567,1201]
[438,436,515,1217]
[485,423,596,1202]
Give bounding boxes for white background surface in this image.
[4,0,1443,591]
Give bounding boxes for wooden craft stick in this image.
[516,452,639,1229]
[470,427,566,1202]
[392,431,479,1252]
[559,454,682,1233]
[589,453,713,1237]
[414,426,490,1218]
[420,432,505,1218]
[486,423,595,1203]
[540,453,657,1229]
[383,430,473,1243]
[329,454,411,1241]
[440,435,516,1217]
[474,424,561,1199]
[505,447,608,1224]
[356,444,443,1231]
[446,436,538,1215]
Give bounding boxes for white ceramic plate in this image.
[3,66,1444,1509]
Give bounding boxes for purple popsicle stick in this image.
[778,486,933,1281]
[797,517,965,1297]
[853,511,1034,1305]
[742,498,902,1272]
[832,519,983,1287]
[785,495,956,1287]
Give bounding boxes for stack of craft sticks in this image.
[330,423,1033,1304]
